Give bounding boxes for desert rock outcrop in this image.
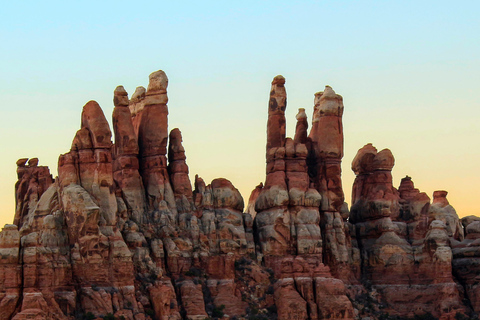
[1,70,478,320]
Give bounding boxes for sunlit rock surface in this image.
[1,70,478,320]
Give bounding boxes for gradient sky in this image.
[1,1,479,228]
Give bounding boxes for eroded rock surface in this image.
[1,70,478,320]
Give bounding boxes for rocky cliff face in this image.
[0,70,478,320]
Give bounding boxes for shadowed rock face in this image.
[1,70,479,320]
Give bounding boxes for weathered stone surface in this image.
[0,225,21,320]
[112,86,146,224]
[350,144,468,318]
[267,75,287,151]
[2,70,480,320]
[168,128,193,214]
[308,86,345,212]
[14,158,53,228]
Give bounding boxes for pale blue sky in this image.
[1,1,479,227]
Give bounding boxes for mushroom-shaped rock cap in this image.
[433,190,448,199]
[351,144,394,175]
[147,70,168,93]
[130,86,146,103]
[114,85,129,107]
[432,190,449,206]
[372,149,395,171]
[351,143,377,174]
[272,75,285,86]
[114,85,128,96]
[320,85,338,99]
[16,158,28,167]
[27,158,39,167]
[296,108,307,120]
[314,86,344,117]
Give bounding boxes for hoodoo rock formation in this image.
[0,70,478,320]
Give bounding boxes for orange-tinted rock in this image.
[148,281,181,320]
[168,128,193,213]
[429,190,464,240]
[294,108,308,144]
[398,176,430,244]
[349,144,468,318]
[308,86,345,212]
[3,70,480,320]
[136,71,176,214]
[112,86,146,224]
[267,75,287,151]
[246,182,263,219]
[113,86,139,156]
[81,100,113,149]
[14,159,53,228]
[350,144,399,223]
[274,279,308,320]
[138,70,169,157]
[177,280,207,319]
[0,225,21,320]
[129,86,146,136]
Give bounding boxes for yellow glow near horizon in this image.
[0,1,478,229]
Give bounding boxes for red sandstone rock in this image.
[350,144,399,223]
[274,279,308,320]
[398,176,430,244]
[308,86,345,212]
[14,158,53,228]
[429,190,464,240]
[112,85,146,224]
[350,144,468,318]
[168,128,193,212]
[137,71,176,214]
[0,225,21,320]
[246,182,263,219]
[267,75,287,151]
[294,108,308,144]
[2,70,480,320]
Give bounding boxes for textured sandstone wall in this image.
[0,70,478,320]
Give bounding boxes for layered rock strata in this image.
[1,70,479,320]
[349,145,467,319]
[254,76,354,319]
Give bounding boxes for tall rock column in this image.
[286,111,322,257]
[112,86,146,224]
[79,101,117,227]
[307,86,352,281]
[137,70,176,214]
[308,86,344,212]
[255,75,291,257]
[294,108,308,144]
[168,128,193,213]
[254,78,354,320]
[129,86,146,136]
[267,75,287,151]
[349,144,409,284]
